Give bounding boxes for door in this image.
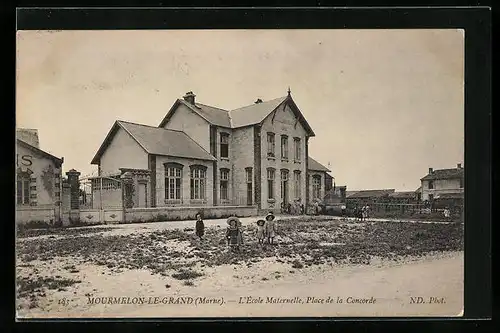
[138,183,147,208]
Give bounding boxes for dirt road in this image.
[19,251,463,318]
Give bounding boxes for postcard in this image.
[16,29,464,318]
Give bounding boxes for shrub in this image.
[171,269,204,280]
[17,276,81,298]
[291,260,304,269]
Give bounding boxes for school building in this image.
[90,90,333,215]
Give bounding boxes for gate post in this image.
[120,172,133,223]
[66,169,81,224]
[121,172,134,219]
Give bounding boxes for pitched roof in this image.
[390,191,416,199]
[159,94,315,135]
[91,121,216,164]
[228,96,287,128]
[346,189,395,199]
[182,100,232,128]
[17,139,64,165]
[308,157,331,172]
[421,167,464,181]
[159,99,232,129]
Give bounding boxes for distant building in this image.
[346,189,395,206]
[419,164,464,201]
[414,186,422,201]
[16,129,64,224]
[323,185,347,205]
[388,191,419,204]
[307,157,332,204]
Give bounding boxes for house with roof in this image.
[91,90,333,213]
[16,129,64,224]
[419,164,464,202]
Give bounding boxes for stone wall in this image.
[124,205,257,223]
[16,205,56,224]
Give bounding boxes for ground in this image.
[16,216,464,318]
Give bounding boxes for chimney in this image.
[428,167,433,174]
[16,128,40,148]
[255,98,263,104]
[183,91,196,105]
[457,163,462,169]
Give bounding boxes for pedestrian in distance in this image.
[361,205,367,222]
[195,212,204,240]
[443,207,451,220]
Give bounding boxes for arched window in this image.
[281,135,289,160]
[312,175,322,199]
[220,168,230,203]
[267,167,276,200]
[267,132,276,157]
[190,165,207,201]
[220,133,229,159]
[293,170,301,199]
[164,162,183,203]
[281,169,289,205]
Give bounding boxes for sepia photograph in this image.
[16,29,465,318]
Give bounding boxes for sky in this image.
[16,29,464,191]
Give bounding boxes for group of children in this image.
[354,205,370,222]
[193,212,278,252]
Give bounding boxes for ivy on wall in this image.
[41,164,54,198]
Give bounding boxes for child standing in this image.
[264,212,277,245]
[226,216,243,252]
[195,213,205,240]
[256,219,266,245]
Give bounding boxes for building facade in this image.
[91,90,332,213]
[16,129,64,224]
[419,164,464,201]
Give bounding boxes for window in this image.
[245,167,253,205]
[294,171,301,199]
[428,180,434,189]
[281,135,288,160]
[164,163,183,202]
[267,132,275,157]
[220,133,229,158]
[245,168,253,183]
[281,170,289,205]
[312,175,322,199]
[220,169,229,201]
[267,168,275,200]
[17,174,30,205]
[294,137,301,161]
[190,166,207,200]
[428,194,434,201]
[459,178,464,188]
